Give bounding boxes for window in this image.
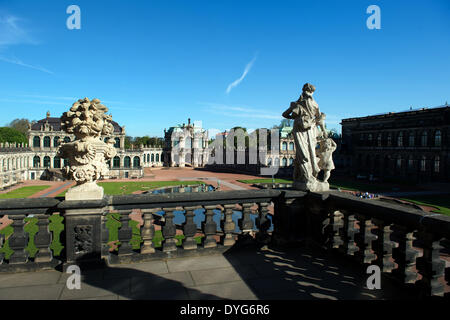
[434,156,440,172]
[421,131,427,146]
[53,157,61,168]
[289,142,294,150]
[282,142,287,151]
[397,132,403,147]
[396,156,402,169]
[368,134,373,142]
[114,138,120,148]
[420,156,426,172]
[54,136,60,147]
[43,156,51,168]
[113,156,120,168]
[64,137,71,143]
[408,156,414,170]
[43,136,51,148]
[387,133,392,146]
[289,158,294,165]
[267,158,272,166]
[282,158,287,167]
[33,136,41,148]
[124,156,131,168]
[156,154,159,162]
[133,156,140,168]
[377,134,382,146]
[435,130,441,147]
[151,154,155,162]
[63,159,69,167]
[409,133,414,146]
[33,156,40,167]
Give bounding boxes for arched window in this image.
[43,136,51,148]
[33,156,40,168]
[282,158,287,167]
[156,154,160,162]
[43,156,51,168]
[421,131,427,147]
[33,136,41,148]
[114,138,120,148]
[435,130,441,147]
[124,156,131,168]
[146,154,150,162]
[409,132,414,146]
[282,142,287,150]
[133,156,140,168]
[420,156,426,171]
[267,158,272,166]
[53,157,61,168]
[434,156,440,172]
[64,137,71,143]
[289,158,294,165]
[387,133,392,146]
[397,132,403,147]
[113,156,120,168]
[151,154,155,162]
[289,142,294,150]
[185,137,192,149]
[377,134,382,147]
[408,155,414,170]
[54,136,60,147]
[396,156,402,169]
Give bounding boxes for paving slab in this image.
[59,278,131,300]
[0,284,65,300]
[166,254,233,272]
[186,280,258,300]
[190,265,258,286]
[103,260,169,279]
[0,270,62,288]
[130,271,194,293]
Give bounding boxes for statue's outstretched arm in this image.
[282,102,296,119]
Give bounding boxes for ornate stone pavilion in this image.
[163,118,209,167]
[341,104,450,182]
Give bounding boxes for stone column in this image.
[60,199,107,269]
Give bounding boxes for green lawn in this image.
[57,180,206,197]
[0,185,50,199]
[400,195,450,216]
[238,178,293,184]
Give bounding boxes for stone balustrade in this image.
[0,189,448,298]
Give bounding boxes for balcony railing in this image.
[0,189,448,298]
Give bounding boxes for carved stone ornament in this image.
[282,83,336,192]
[57,98,117,200]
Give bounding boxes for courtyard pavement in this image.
[0,246,420,300]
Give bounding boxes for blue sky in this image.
[0,0,449,137]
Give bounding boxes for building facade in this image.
[163,118,209,167]
[0,143,34,189]
[340,105,450,182]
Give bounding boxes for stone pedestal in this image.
[65,182,104,201]
[293,180,329,192]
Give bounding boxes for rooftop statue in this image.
[57,98,117,200]
[282,83,335,192]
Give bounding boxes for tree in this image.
[7,118,30,137]
[0,127,28,144]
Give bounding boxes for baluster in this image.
[202,205,218,248]
[416,232,445,297]
[323,210,344,249]
[372,219,395,273]
[238,203,254,241]
[256,202,271,244]
[355,215,377,264]
[182,206,198,250]
[392,225,419,284]
[140,209,156,254]
[8,214,28,264]
[221,204,236,246]
[162,207,177,252]
[34,214,52,263]
[117,210,133,256]
[101,212,110,258]
[341,212,359,256]
[0,232,4,264]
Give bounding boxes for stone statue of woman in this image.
[282,83,330,191]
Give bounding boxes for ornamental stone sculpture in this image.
[282,83,335,192]
[57,98,117,200]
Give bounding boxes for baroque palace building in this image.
[340,104,450,182]
[1,111,164,189]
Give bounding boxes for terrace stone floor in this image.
[0,245,421,300]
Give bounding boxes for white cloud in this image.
[226,56,257,94]
[0,55,53,74]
